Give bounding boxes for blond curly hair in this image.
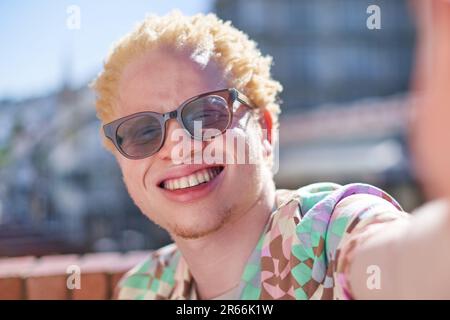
[90,10,282,146]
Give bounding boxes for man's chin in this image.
[168,218,227,240]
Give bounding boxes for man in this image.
[90,10,449,300]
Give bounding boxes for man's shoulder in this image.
[267,182,406,297]
[116,243,179,299]
[289,182,403,218]
[270,182,404,237]
[290,182,405,259]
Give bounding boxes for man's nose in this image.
[156,118,194,161]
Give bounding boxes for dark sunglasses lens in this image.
[181,95,231,139]
[116,115,162,158]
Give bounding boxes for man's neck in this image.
[172,182,276,299]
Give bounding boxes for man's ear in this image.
[257,109,273,160]
[258,109,273,145]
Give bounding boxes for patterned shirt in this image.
[117,182,407,300]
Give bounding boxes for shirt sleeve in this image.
[326,192,409,299]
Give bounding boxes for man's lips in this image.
[157,164,226,203]
[156,164,225,188]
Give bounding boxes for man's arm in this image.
[337,194,450,299]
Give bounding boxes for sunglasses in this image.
[103,88,256,160]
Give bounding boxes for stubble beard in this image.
[168,205,234,240]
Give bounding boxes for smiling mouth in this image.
[158,166,225,191]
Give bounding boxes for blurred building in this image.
[215,0,416,111]
[274,94,423,212]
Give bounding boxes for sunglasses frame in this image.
[103,88,256,160]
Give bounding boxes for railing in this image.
[0,251,151,299]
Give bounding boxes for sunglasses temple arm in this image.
[235,91,256,109]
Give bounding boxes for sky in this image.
[0,0,212,100]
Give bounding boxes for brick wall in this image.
[0,251,151,300]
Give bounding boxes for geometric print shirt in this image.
[117,182,407,300]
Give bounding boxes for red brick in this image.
[26,254,79,300]
[72,252,121,300]
[1,251,153,300]
[0,256,36,299]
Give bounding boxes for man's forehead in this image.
[117,47,227,115]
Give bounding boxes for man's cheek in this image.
[121,168,147,202]
[228,126,263,165]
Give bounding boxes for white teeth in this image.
[202,171,210,182]
[196,172,205,184]
[179,177,189,189]
[162,167,222,190]
[189,175,198,186]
